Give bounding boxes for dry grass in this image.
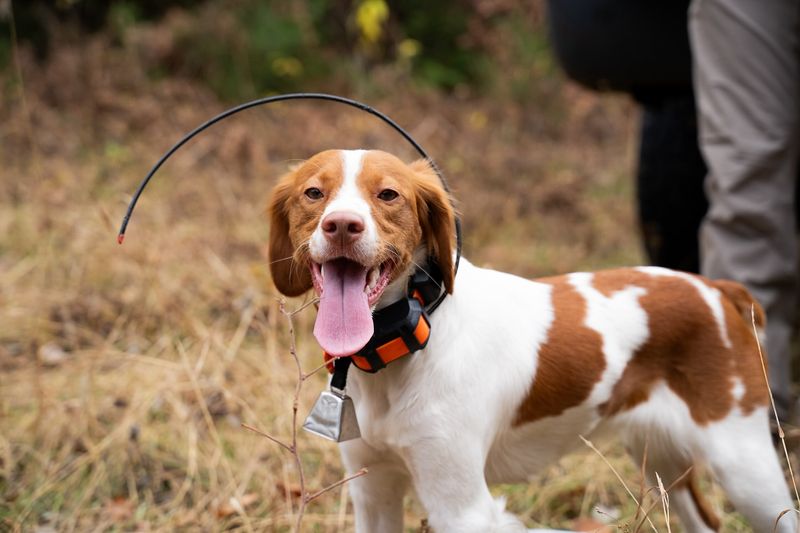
[1,28,793,533]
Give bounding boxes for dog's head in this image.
[268,149,456,357]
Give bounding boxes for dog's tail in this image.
[711,279,766,344]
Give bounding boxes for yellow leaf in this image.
[355,0,389,44]
[397,38,421,60]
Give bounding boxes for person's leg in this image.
[690,0,800,420]
[637,91,708,273]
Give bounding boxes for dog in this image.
[268,149,796,532]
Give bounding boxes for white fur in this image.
[569,272,650,403]
[731,377,746,403]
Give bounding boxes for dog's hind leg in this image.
[625,433,720,533]
[699,408,797,533]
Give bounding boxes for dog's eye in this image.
[304,187,324,200]
[377,189,399,202]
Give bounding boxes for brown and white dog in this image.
[268,149,795,533]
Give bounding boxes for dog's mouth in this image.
[310,258,395,358]
[310,259,394,307]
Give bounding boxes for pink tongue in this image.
[313,259,374,358]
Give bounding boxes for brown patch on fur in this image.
[596,270,769,424]
[513,275,606,425]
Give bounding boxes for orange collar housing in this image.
[325,290,431,373]
[323,259,447,373]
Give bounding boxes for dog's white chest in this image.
[344,262,558,453]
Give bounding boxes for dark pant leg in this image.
[637,93,708,274]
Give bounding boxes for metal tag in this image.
[303,387,360,442]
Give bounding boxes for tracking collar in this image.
[324,259,444,374]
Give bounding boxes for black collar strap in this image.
[325,258,444,374]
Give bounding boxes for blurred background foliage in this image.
[0,0,555,100]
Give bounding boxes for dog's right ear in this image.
[268,173,313,297]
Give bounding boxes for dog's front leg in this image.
[403,440,527,533]
[340,439,409,533]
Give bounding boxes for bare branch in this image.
[306,468,369,503]
[289,297,320,316]
[241,423,292,454]
[277,299,309,533]
[303,359,331,381]
[243,297,366,532]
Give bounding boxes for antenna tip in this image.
[117,233,125,245]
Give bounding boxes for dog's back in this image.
[491,266,777,532]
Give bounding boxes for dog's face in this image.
[268,149,455,357]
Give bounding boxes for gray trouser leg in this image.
[690,0,800,419]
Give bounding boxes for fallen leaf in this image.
[104,496,134,523]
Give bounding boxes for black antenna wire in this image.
[118,93,461,312]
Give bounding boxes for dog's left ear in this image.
[410,159,457,294]
[267,173,313,297]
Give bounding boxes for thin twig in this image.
[279,299,309,532]
[289,296,320,316]
[246,297,368,531]
[241,423,292,454]
[751,305,800,510]
[306,468,369,503]
[304,359,332,380]
[580,435,657,533]
[633,467,692,533]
